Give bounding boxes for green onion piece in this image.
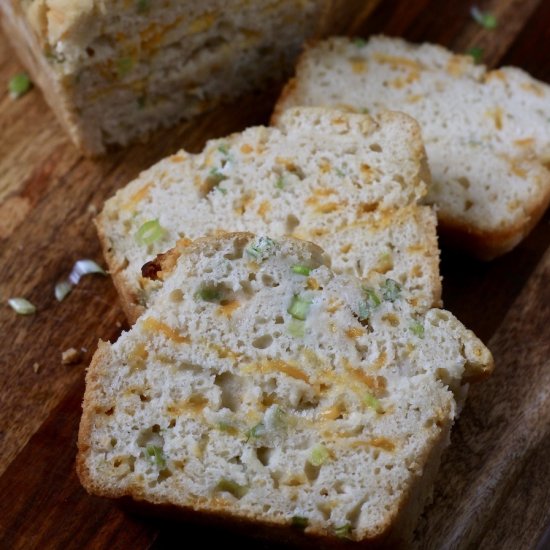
[272,406,287,429]
[7,297,36,315]
[116,57,134,78]
[353,37,367,48]
[55,280,73,302]
[216,421,234,432]
[146,445,166,469]
[466,46,484,64]
[275,176,285,189]
[8,73,32,99]
[245,422,265,441]
[216,186,227,195]
[358,287,381,321]
[334,524,352,539]
[288,295,312,320]
[360,107,370,114]
[136,0,150,13]
[207,167,228,186]
[291,264,311,276]
[288,318,305,338]
[245,236,277,261]
[364,392,383,413]
[216,478,249,499]
[335,167,346,177]
[308,444,329,467]
[382,278,401,302]
[217,144,229,155]
[197,286,221,302]
[68,259,107,285]
[291,516,309,529]
[470,6,497,29]
[410,320,425,338]
[135,219,165,246]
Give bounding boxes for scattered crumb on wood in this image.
[32,362,40,373]
[61,347,82,365]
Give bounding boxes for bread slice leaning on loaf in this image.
[274,35,550,260]
[77,232,493,547]
[96,107,440,323]
[0,0,379,155]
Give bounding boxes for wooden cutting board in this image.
[1,1,549,548]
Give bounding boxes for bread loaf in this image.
[77,232,493,546]
[274,35,550,259]
[97,107,440,323]
[0,1,378,154]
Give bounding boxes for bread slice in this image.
[97,107,440,323]
[77,232,493,546]
[0,1,378,155]
[274,35,550,259]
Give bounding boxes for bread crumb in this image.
[32,362,40,373]
[62,347,82,365]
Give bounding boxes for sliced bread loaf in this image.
[77,232,493,546]
[274,35,550,259]
[97,107,439,323]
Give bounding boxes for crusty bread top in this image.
[78,232,492,543]
[274,35,550,258]
[97,106,439,322]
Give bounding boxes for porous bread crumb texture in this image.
[78,233,493,544]
[274,35,550,259]
[4,0,327,154]
[98,107,440,322]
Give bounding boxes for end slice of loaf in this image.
[274,35,550,259]
[77,232,493,546]
[97,107,439,322]
[0,1,379,154]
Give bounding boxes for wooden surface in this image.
[1,0,549,548]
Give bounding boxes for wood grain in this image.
[1,0,549,548]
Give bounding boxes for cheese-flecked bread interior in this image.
[97,107,439,322]
[274,35,550,259]
[78,233,493,545]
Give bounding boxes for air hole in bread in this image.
[215,372,244,412]
[393,174,405,189]
[369,143,382,153]
[304,460,321,482]
[457,176,471,189]
[110,437,117,448]
[104,407,115,416]
[317,501,331,520]
[240,280,254,296]
[286,214,300,232]
[261,274,279,287]
[137,426,164,449]
[274,315,284,325]
[252,334,273,349]
[256,446,272,466]
[169,289,183,302]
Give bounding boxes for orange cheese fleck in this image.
[217,300,241,318]
[240,144,253,154]
[123,183,153,211]
[142,317,189,344]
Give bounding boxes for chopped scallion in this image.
[291,264,311,276]
[146,445,166,469]
[358,287,381,321]
[275,176,285,189]
[136,0,150,13]
[116,57,134,78]
[207,167,228,186]
[245,236,277,261]
[55,280,73,302]
[7,297,36,315]
[288,318,306,338]
[291,516,309,529]
[410,320,425,338]
[466,46,484,64]
[364,392,383,413]
[334,524,352,539]
[470,6,497,29]
[68,259,107,285]
[308,444,329,466]
[288,295,312,320]
[353,37,367,48]
[8,73,32,99]
[245,422,265,441]
[196,286,221,302]
[135,219,165,246]
[382,278,401,302]
[216,478,248,499]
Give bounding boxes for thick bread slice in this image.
[274,35,550,260]
[77,233,493,546]
[1,1,380,154]
[97,107,439,323]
